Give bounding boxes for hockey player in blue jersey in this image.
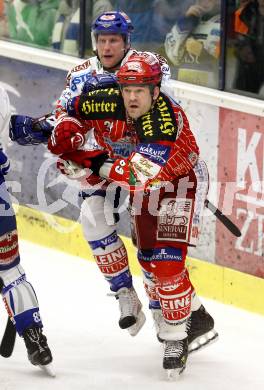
[0,87,54,375]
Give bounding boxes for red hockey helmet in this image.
[117,53,162,86]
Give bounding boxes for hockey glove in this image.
[0,145,10,176]
[67,96,80,117]
[48,117,86,155]
[57,159,87,179]
[60,150,109,176]
[9,115,53,145]
[101,158,140,190]
[57,159,105,187]
[82,73,118,93]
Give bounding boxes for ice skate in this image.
[115,286,146,336]
[23,326,55,377]
[163,338,188,379]
[151,309,167,342]
[153,306,218,353]
[187,305,218,354]
[38,363,56,377]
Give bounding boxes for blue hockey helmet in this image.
[91,11,134,51]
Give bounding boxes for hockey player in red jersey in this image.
[48,53,218,376]
[0,87,54,375]
[52,11,170,338]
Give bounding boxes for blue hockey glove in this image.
[67,97,79,117]
[9,115,54,145]
[0,145,10,175]
[82,73,118,94]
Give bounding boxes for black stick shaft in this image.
[204,199,241,237]
[0,278,17,358]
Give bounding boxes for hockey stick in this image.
[32,111,53,126]
[204,199,241,237]
[0,278,17,358]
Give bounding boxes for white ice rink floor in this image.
[0,240,264,390]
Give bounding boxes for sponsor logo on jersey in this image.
[86,88,120,97]
[157,198,193,242]
[156,96,176,136]
[80,89,120,116]
[89,231,118,250]
[71,73,93,92]
[141,111,154,137]
[82,99,118,115]
[0,230,19,266]
[160,292,192,321]
[96,246,127,266]
[136,143,170,166]
[130,152,161,183]
[153,247,183,261]
[137,250,153,262]
[139,94,177,140]
[71,60,91,73]
[95,245,128,276]
[2,274,27,294]
[138,248,183,262]
[106,137,135,158]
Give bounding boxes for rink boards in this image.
[14,204,264,316]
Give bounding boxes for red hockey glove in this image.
[60,150,109,175]
[57,158,105,185]
[57,159,86,179]
[48,117,86,155]
[106,159,130,183]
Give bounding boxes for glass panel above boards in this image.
[225,0,264,100]
[1,0,263,101]
[113,0,221,89]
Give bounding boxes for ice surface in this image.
[0,240,263,389]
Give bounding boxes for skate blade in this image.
[38,363,56,377]
[128,311,146,336]
[166,366,185,380]
[189,329,219,354]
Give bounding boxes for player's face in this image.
[96,34,127,70]
[122,85,159,119]
[198,0,219,12]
